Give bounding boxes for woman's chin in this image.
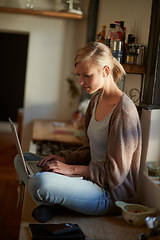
[83,88,94,94]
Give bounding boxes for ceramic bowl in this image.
[115,201,157,226]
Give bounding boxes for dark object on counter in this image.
[138,216,160,240]
[128,34,135,44]
[32,205,58,223]
[29,223,86,239]
[32,204,71,223]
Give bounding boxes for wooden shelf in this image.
[122,63,145,74]
[0,6,83,20]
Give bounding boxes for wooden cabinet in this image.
[122,63,145,74]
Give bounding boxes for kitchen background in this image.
[0,0,152,150]
[0,0,160,213]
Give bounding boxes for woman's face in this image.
[75,59,105,94]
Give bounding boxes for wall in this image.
[97,0,152,45]
[138,109,160,212]
[0,0,89,150]
[0,0,68,11]
[96,0,152,100]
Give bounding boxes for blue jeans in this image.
[14,152,110,215]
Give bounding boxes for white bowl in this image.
[115,201,157,226]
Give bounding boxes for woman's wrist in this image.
[74,165,90,178]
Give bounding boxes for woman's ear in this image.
[103,65,110,77]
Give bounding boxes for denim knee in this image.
[29,173,49,202]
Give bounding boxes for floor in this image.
[0,131,22,240]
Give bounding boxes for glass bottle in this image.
[105,23,118,47]
[98,25,106,44]
[115,21,123,41]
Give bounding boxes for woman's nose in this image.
[79,76,84,85]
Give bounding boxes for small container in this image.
[147,162,160,177]
[125,43,137,64]
[135,44,145,65]
[126,43,145,65]
[126,52,137,64]
[111,40,123,63]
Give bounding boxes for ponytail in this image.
[112,57,126,83]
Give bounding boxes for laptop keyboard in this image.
[26,161,41,176]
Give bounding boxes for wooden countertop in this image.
[19,188,159,240]
[32,119,83,145]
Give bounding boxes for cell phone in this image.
[44,223,74,235]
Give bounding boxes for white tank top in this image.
[87,94,114,163]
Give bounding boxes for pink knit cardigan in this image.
[60,93,142,212]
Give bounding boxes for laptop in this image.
[9,118,83,179]
[9,118,41,177]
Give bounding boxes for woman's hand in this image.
[38,154,90,178]
[37,154,65,167]
[41,160,76,175]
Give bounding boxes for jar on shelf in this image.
[125,44,137,64]
[126,43,145,65]
[135,44,145,65]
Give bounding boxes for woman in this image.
[14,42,142,221]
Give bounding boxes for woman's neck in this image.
[98,83,123,104]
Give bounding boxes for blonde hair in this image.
[74,42,125,83]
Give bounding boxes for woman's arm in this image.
[40,160,90,178]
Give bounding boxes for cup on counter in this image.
[147,162,160,178]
